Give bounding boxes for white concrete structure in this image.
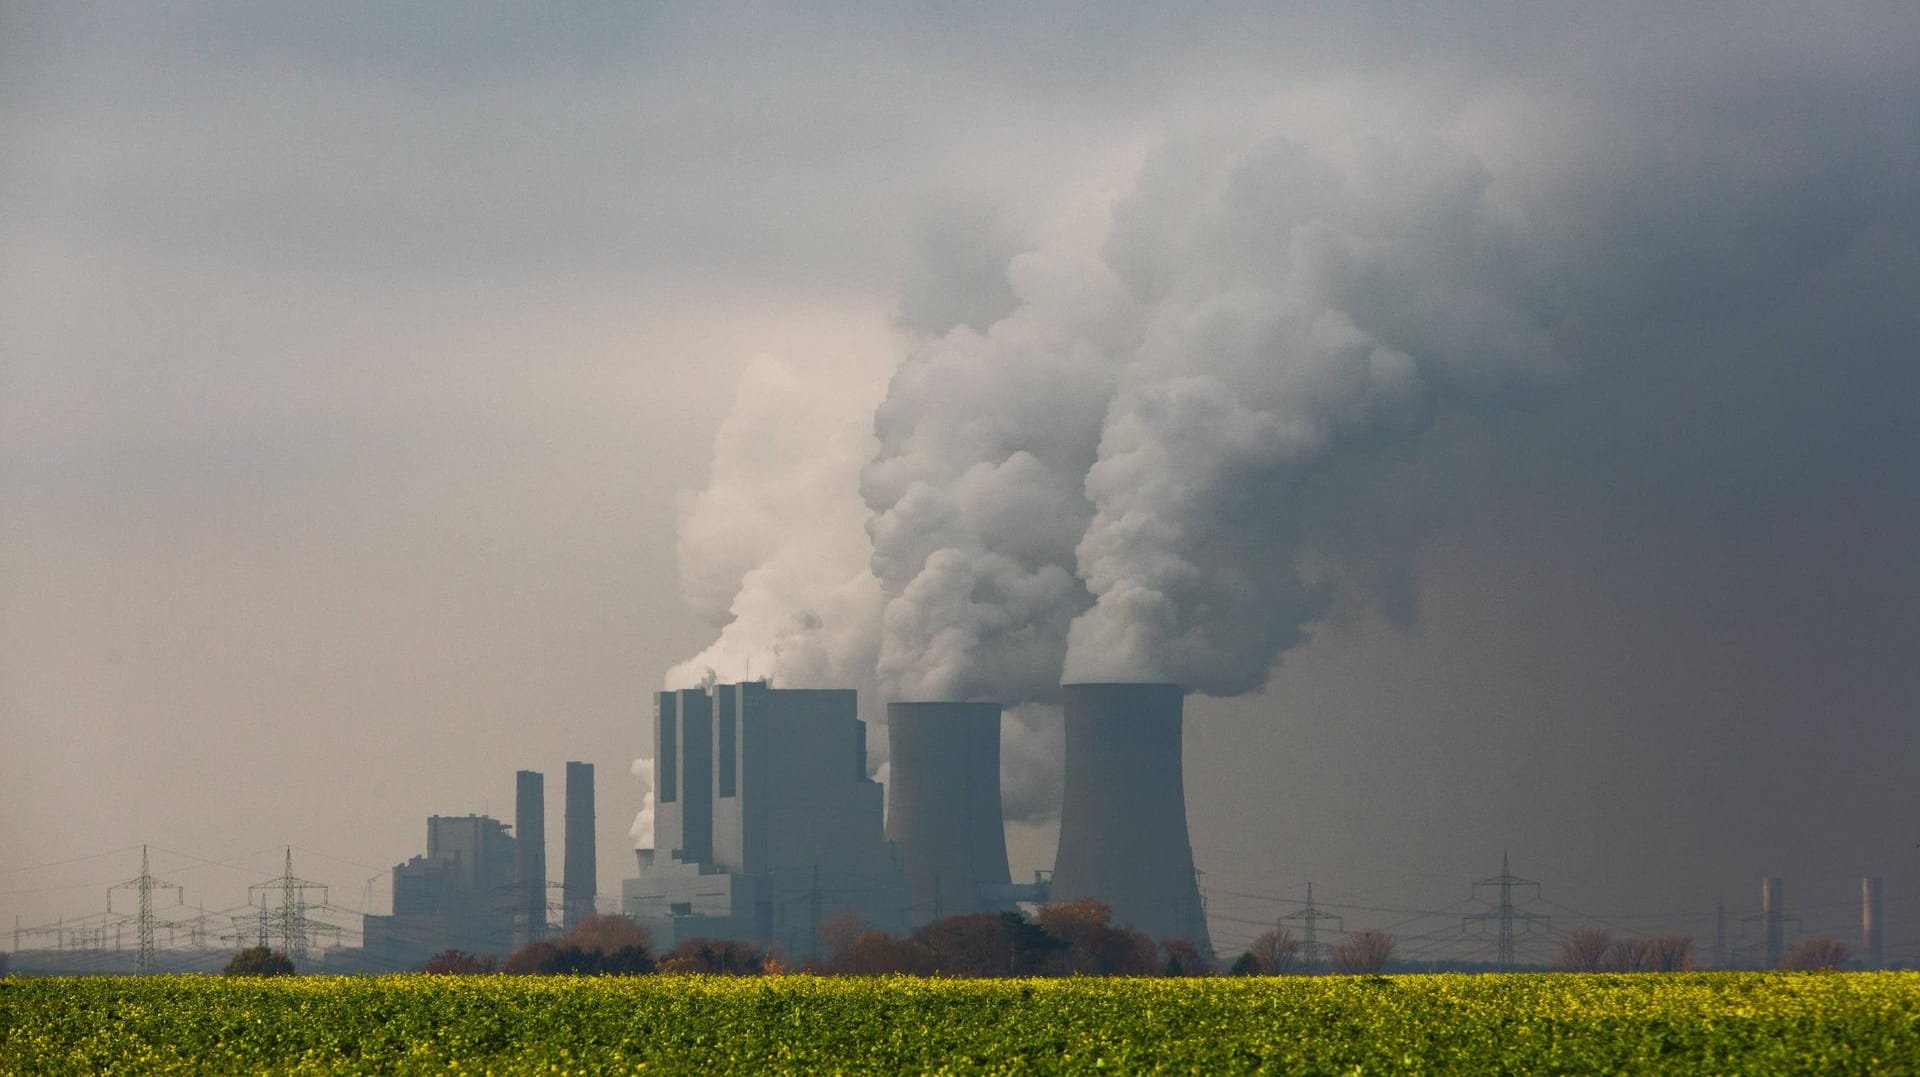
[623,683,905,959]
[885,701,1012,924]
[1049,683,1213,955]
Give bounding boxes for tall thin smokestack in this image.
[515,769,546,945]
[1050,683,1211,954]
[563,761,596,931]
[1762,877,1784,968]
[885,702,1012,924]
[1863,876,1884,970]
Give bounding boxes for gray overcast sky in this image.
[4,5,1917,962]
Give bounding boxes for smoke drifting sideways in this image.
[873,131,1563,700]
[648,125,1572,828]
[1063,132,1562,693]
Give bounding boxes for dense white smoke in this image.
[1064,132,1562,692]
[862,245,1137,702]
[627,756,655,848]
[664,351,890,691]
[666,127,1565,807]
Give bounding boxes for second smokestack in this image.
[564,761,596,930]
[515,769,546,945]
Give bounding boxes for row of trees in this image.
[1553,926,1854,972]
[1225,928,1398,976]
[459,904,1396,979]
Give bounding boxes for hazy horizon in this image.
[5,5,1917,964]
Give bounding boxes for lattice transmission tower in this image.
[1462,853,1549,970]
[107,845,183,974]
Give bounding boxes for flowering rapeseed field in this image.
[3,972,1917,1074]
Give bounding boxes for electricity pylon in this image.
[247,849,338,965]
[107,845,182,974]
[1278,882,1342,972]
[1463,853,1549,970]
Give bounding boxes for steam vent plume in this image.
[1049,683,1211,953]
[884,702,1013,924]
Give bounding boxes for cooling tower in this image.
[563,761,596,930]
[1050,683,1212,954]
[515,769,546,944]
[885,702,1012,923]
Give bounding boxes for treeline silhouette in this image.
[420,901,1248,978]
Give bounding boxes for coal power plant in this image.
[885,702,1013,924]
[623,679,1214,957]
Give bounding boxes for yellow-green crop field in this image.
[3,972,1918,1075]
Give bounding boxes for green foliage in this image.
[3,972,1918,1074]
[220,947,295,977]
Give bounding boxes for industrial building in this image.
[622,682,907,957]
[622,679,1214,959]
[361,814,518,969]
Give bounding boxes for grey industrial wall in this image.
[563,761,596,930]
[885,701,1011,923]
[1049,683,1213,955]
[514,769,546,944]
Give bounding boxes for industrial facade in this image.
[362,814,518,969]
[622,682,907,957]
[622,679,1215,960]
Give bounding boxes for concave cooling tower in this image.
[1049,683,1212,953]
[885,702,1013,923]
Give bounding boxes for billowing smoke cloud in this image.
[665,351,890,692]
[862,244,1137,702]
[1064,132,1563,692]
[668,126,1568,813]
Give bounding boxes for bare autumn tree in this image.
[819,910,868,966]
[1555,926,1613,972]
[565,914,653,956]
[1780,936,1849,971]
[1246,928,1302,975]
[1645,935,1694,972]
[1331,930,1395,975]
[832,930,937,976]
[1160,938,1213,977]
[1034,900,1159,977]
[1606,937,1656,973]
[421,949,496,974]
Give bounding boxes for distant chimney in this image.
[885,702,1012,924]
[1762,877,1784,968]
[563,761,596,930]
[1863,876,1884,969]
[1050,683,1212,955]
[515,770,546,945]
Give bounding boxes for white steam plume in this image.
[627,756,654,849]
[665,350,890,692]
[1064,131,1562,692]
[861,244,1138,703]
